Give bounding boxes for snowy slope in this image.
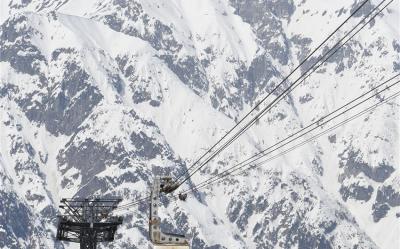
[0,0,399,248]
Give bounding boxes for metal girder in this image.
[56,198,123,249]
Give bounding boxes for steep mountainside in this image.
[0,0,399,248]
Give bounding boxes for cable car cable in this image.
[176,0,389,187]
[114,86,400,215]
[111,0,393,210]
[175,0,392,189]
[178,88,400,196]
[114,78,399,214]
[174,0,371,182]
[178,74,400,195]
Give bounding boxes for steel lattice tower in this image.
[56,198,123,249]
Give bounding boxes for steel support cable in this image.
[176,0,392,189]
[113,196,153,214]
[179,0,392,186]
[174,0,371,182]
[114,86,400,216]
[187,0,397,189]
[213,90,400,188]
[179,88,400,196]
[177,74,400,194]
[113,80,400,214]
[182,86,400,194]
[176,0,389,187]
[113,196,150,211]
[252,0,395,126]
[112,0,391,210]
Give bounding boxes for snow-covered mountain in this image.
[0,0,399,248]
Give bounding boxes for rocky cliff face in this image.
[0,0,399,248]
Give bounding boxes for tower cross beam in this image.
[56,198,123,249]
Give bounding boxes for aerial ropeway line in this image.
[174,0,394,190]
[112,73,400,215]
[112,0,394,211]
[119,0,395,247]
[115,2,397,248]
[178,81,400,198]
[173,0,371,185]
[55,0,397,248]
[113,86,400,217]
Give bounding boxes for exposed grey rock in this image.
[230,0,294,65]
[110,73,124,94]
[0,191,32,247]
[339,149,395,183]
[8,0,33,9]
[291,34,312,63]
[392,40,400,53]
[51,48,76,60]
[393,61,400,72]
[312,157,324,176]
[149,99,160,107]
[159,54,209,95]
[372,203,390,222]
[320,220,337,234]
[23,62,100,135]
[0,15,46,77]
[376,185,400,207]
[116,55,163,105]
[130,131,163,160]
[1,15,103,136]
[58,138,128,191]
[0,190,62,249]
[98,0,209,96]
[350,0,376,27]
[328,135,336,143]
[325,42,359,74]
[299,93,313,104]
[339,183,374,202]
[227,199,246,230]
[246,54,280,100]
[0,84,18,98]
[222,171,374,248]
[372,185,400,222]
[41,61,102,135]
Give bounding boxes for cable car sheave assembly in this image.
[149,177,189,247]
[55,0,397,248]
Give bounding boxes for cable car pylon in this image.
[56,198,123,249]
